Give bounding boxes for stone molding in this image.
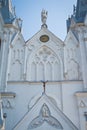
[75,92,87,97]
[0,92,16,98]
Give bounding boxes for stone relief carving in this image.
[33,47,57,63]
[39,47,51,62]
[65,41,82,80]
[65,59,80,80]
[28,44,35,52]
[2,99,13,109]
[55,42,62,50]
[28,104,63,129]
[28,44,36,56]
[12,49,24,64]
[30,46,61,81]
[67,47,76,61]
[48,42,63,59]
[9,48,23,80]
[79,100,86,108]
[78,98,87,108]
[50,56,55,63]
[34,55,40,63]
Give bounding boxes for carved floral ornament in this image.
[28,104,63,130]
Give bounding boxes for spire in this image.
[66,0,87,32]
[0,0,16,24]
[75,0,87,22]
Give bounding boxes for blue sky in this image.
[12,0,76,41]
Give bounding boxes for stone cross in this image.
[41,81,48,93]
[43,82,46,93]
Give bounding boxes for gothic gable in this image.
[25,28,64,81]
[26,28,64,47]
[65,30,78,46]
[13,94,78,130]
[7,32,25,81]
[10,32,25,47]
[27,45,62,81]
[64,30,82,80]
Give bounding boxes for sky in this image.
[12,0,76,41]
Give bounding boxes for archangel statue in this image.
[41,9,48,25]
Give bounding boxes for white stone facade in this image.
[0,1,87,130]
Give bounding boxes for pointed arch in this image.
[27,45,63,81]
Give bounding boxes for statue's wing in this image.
[28,116,44,129]
[46,116,63,129]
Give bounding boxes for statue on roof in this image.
[41,9,48,26]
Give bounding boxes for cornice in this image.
[0,92,16,98]
[75,91,87,97]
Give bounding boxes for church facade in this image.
[0,0,87,130]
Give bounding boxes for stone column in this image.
[84,112,87,130]
[23,45,27,80]
[77,27,87,90]
[0,31,9,91]
[75,92,87,130]
[0,95,3,130]
[0,30,12,91]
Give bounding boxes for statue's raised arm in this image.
[41,9,48,25]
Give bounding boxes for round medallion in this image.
[40,35,49,42]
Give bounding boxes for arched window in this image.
[28,46,62,81]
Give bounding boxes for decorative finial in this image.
[17,18,23,31]
[73,5,76,15]
[41,9,48,28]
